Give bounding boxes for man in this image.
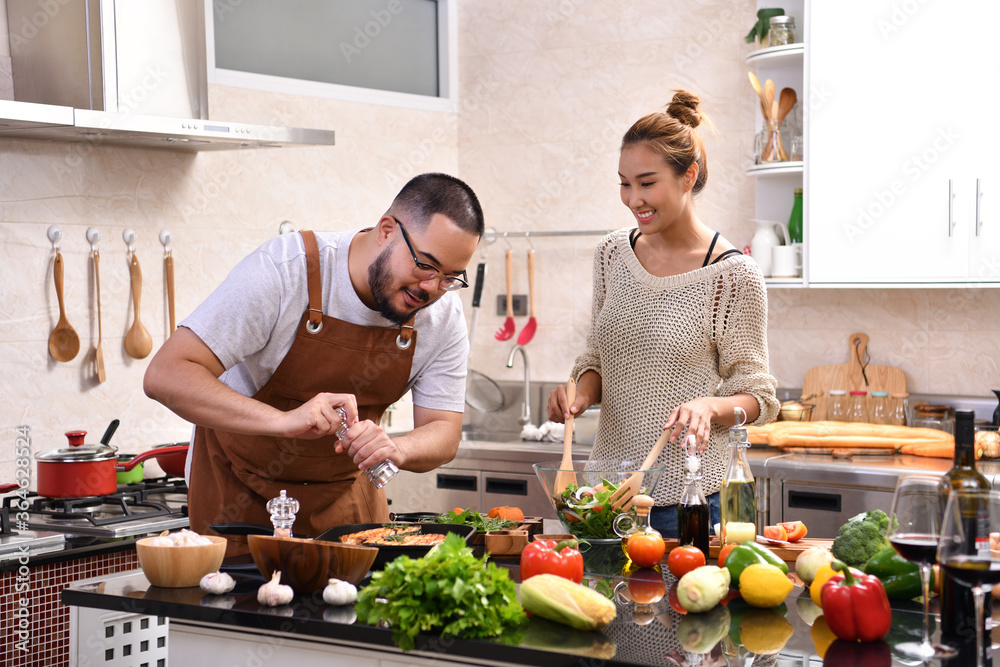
[144,173,483,555]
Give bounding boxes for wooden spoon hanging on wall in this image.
[49,251,80,362]
[124,253,153,359]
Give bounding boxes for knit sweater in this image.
[570,228,779,506]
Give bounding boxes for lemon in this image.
[740,608,794,654]
[739,563,793,608]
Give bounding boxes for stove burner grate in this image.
[2,478,188,527]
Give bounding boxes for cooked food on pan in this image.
[339,524,445,547]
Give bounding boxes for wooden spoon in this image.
[124,253,153,359]
[747,71,770,120]
[554,378,578,494]
[776,87,798,126]
[48,251,80,362]
[93,250,106,381]
[763,79,775,115]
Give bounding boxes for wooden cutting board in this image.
[665,537,834,562]
[800,332,907,421]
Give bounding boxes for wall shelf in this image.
[746,43,804,65]
[748,161,803,177]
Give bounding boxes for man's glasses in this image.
[393,218,469,291]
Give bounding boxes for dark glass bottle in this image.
[677,452,710,559]
[938,409,990,641]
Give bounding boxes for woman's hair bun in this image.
[666,90,701,128]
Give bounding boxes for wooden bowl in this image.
[247,534,377,593]
[485,529,529,556]
[136,535,226,588]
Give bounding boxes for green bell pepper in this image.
[724,542,789,585]
[862,544,931,600]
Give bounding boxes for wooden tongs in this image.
[609,430,671,512]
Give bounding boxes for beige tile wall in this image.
[1,1,998,482]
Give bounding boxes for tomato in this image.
[626,568,666,604]
[627,533,666,568]
[718,543,737,566]
[667,583,687,615]
[667,545,706,579]
[763,524,788,541]
[520,539,584,583]
[453,507,465,515]
[778,520,808,542]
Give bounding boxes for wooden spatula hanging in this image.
[801,332,907,420]
[494,249,515,341]
[93,250,106,382]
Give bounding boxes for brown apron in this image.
[189,230,417,556]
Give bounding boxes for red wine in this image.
[890,533,939,564]
[942,556,1000,587]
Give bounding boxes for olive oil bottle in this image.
[721,407,756,545]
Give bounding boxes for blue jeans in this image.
[649,492,721,540]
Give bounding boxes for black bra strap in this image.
[629,227,640,250]
[701,232,721,267]
[712,248,743,264]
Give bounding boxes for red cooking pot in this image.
[149,443,189,478]
[36,430,122,497]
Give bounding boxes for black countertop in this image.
[62,554,996,667]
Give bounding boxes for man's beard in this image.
[367,246,431,325]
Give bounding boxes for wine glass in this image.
[887,475,956,659]
[937,489,1000,667]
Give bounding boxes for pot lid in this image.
[36,430,118,462]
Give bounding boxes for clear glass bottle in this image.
[266,489,299,538]
[721,407,756,546]
[767,15,795,46]
[889,393,909,426]
[847,391,869,423]
[677,438,710,559]
[870,391,890,425]
[828,390,848,421]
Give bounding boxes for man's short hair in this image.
[389,173,485,238]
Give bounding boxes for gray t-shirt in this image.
[181,228,469,413]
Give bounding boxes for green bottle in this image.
[788,188,803,244]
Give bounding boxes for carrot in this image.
[487,506,525,522]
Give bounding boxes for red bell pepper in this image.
[823,639,892,667]
[820,561,892,642]
[520,539,583,583]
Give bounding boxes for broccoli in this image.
[831,509,891,567]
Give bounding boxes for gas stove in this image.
[2,478,189,539]
[0,505,66,562]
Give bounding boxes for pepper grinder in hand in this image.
[336,406,399,489]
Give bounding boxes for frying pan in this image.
[211,521,475,570]
[465,262,505,413]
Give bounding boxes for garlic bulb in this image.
[147,529,213,547]
[199,571,236,595]
[322,578,357,606]
[257,571,294,606]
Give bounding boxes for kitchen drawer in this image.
[481,472,553,518]
[775,482,894,539]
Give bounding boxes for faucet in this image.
[506,345,531,426]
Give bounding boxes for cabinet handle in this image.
[787,490,842,512]
[484,477,528,496]
[437,474,477,492]
[948,179,956,237]
[976,178,983,237]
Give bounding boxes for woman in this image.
[547,91,779,537]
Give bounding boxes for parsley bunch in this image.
[355,533,526,651]
[435,508,517,533]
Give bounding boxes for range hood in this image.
[1,0,335,152]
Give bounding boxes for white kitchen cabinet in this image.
[747,0,806,286]
[807,0,1000,284]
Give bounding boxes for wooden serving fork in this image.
[609,430,671,512]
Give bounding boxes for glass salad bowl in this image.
[532,460,667,540]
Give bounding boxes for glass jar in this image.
[847,391,869,423]
[912,404,954,434]
[870,391,890,425]
[767,15,795,46]
[828,390,848,421]
[889,393,909,426]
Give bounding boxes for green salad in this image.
[435,509,518,533]
[554,480,644,539]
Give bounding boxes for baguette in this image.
[750,421,953,450]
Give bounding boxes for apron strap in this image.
[300,231,324,333]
